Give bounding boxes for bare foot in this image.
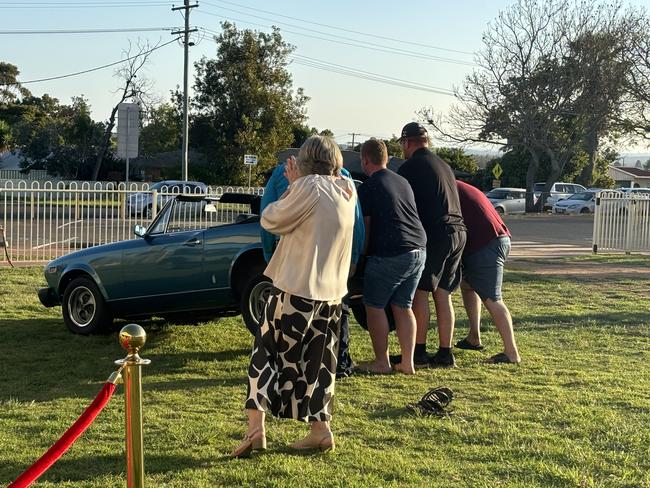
[355,361,392,375]
[392,362,415,375]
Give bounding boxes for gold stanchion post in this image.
[115,324,151,488]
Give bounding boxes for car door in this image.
[119,199,208,315]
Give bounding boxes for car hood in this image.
[46,239,136,268]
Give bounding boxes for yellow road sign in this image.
[492,163,503,179]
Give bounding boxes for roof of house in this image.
[609,165,650,178]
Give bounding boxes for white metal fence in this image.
[0,180,264,263]
[593,191,650,253]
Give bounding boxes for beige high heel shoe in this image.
[289,431,335,452]
[231,428,267,458]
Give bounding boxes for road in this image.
[504,213,594,257]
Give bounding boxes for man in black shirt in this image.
[395,122,467,368]
[356,138,427,374]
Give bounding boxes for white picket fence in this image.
[0,180,264,263]
[593,191,650,253]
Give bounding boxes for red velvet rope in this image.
[9,382,117,488]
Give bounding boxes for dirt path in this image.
[508,257,650,278]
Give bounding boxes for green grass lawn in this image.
[1,259,649,487]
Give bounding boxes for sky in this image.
[2,0,650,154]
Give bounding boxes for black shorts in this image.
[418,227,466,293]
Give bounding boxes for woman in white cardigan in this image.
[232,136,357,457]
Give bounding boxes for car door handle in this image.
[184,238,202,246]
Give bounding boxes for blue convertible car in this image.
[39,194,273,335]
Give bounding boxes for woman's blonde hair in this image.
[296,135,343,176]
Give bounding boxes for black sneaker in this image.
[429,350,456,368]
[389,353,430,369]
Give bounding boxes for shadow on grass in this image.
[2,453,205,485]
[0,318,249,401]
[514,311,650,330]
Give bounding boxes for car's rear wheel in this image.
[62,277,113,335]
[241,273,273,336]
[580,207,590,214]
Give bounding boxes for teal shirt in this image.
[260,164,365,264]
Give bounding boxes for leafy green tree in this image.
[191,22,308,184]
[384,136,402,157]
[0,120,11,151]
[140,103,181,156]
[434,147,478,174]
[0,62,31,105]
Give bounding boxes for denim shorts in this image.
[462,236,510,301]
[363,249,426,309]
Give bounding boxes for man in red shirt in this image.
[455,181,521,364]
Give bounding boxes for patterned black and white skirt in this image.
[245,286,342,422]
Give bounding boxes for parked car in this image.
[39,193,270,335]
[126,180,206,217]
[552,189,601,214]
[534,182,587,210]
[486,187,527,215]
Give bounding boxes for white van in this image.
[534,182,587,210]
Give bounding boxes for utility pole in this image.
[347,132,359,150]
[172,0,198,181]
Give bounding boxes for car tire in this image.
[240,273,273,336]
[495,206,505,215]
[580,207,590,214]
[350,303,396,331]
[62,277,113,335]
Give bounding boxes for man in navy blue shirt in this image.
[356,139,426,375]
[260,154,365,378]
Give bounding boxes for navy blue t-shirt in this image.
[357,169,427,257]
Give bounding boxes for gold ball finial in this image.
[119,323,147,354]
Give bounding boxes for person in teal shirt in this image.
[260,159,365,377]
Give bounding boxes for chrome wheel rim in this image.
[249,280,272,327]
[68,286,96,328]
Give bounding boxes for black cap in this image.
[397,122,428,142]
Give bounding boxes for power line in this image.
[0,27,176,34]
[8,37,180,85]
[200,29,455,96]
[0,1,172,8]
[204,0,474,56]
[198,11,475,67]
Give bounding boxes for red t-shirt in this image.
[456,181,511,256]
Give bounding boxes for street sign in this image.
[492,162,503,179]
[116,103,140,159]
[243,154,258,165]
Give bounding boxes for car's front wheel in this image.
[62,277,113,335]
[240,274,273,336]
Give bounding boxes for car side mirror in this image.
[133,224,147,238]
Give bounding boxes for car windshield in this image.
[533,183,546,192]
[486,190,511,199]
[566,192,593,201]
[149,181,167,190]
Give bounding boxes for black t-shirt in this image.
[357,169,427,257]
[397,148,465,240]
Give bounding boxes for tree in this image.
[92,40,158,180]
[621,12,650,142]
[0,120,11,151]
[383,136,402,157]
[434,147,478,174]
[644,158,650,170]
[191,22,308,184]
[421,0,641,211]
[0,62,31,105]
[140,103,181,156]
